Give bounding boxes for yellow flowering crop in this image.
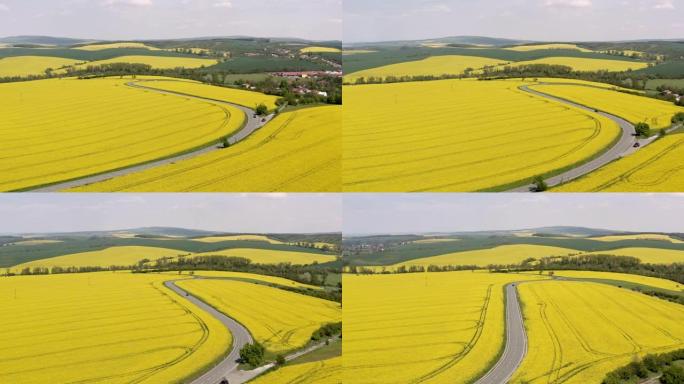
[10,246,184,272]
[344,79,619,191]
[0,56,83,77]
[343,271,547,384]
[67,55,217,70]
[132,78,280,110]
[512,280,684,384]
[191,248,337,265]
[0,272,230,384]
[505,44,593,52]
[0,77,244,191]
[547,270,683,292]
[301,46,341,53]
[177,279,341,354]
[193,234,285,244]
[72,106,341,192]
[591,234,683,243]
[250,356,341,384]
[578,247,684,264]
[389,244,577,270]
[75,42,161,51]
[554,132,684,191]
[501,57,648,72]
[344,55,506,82]
[175,270,324,290]
[530,83,683,129]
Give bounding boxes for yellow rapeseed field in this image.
[344,55,506,82]
[130,78,279,110]
[547,270,683,292]
[10,246,185,272]
[250,356,341,384]
[7,239,63,246]
[554,132,684,191]
[74,42,161,50]
[390,245,577,269]
[177,279,341,354]
[0,272,230,384]
[530,83,683,128]
[67,55,217,70]
[579,247,684,264]
[192,248,337,265]
[512,280,684,384]
[0,56,82,77]
[343,50,377,55]
[193,234,284,244]
[343,271,546,384]
[591,234,684,243]
[344,79,619,191]
[301,46,341,53]
[502,57,648,72]
[505,44,594,52]
[173,270,323,290]
[0,77,244,191]
[72,105,341,192]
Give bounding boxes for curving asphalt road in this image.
[474,283,527,384]
[164,280,254,384]
[509,84,637,192]
[165,277,335,384]
[31,80,274,192]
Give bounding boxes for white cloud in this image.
[102,0,152,7]
[654,0,675,9]
[0,3,9,11]
[544,0,592,7]
[213,1,233,8]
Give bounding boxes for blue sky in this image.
[344,0,683,43]
[0,0,342,41]
[0,194,342,234]
[344,194,684,235]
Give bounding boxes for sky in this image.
[0,0,342,41]
[0,194,341,234]
[344,0,683,43]
[343,194,684,235]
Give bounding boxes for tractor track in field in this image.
[29,80,274,192]
[164,277,335,384]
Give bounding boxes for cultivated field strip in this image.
[73,105,342,192]
[555,132,684,191]
[343,272,546,384]
[343,79,619,191]
[249,356,342,384]
[0,273,230,384]
[0,55,83,77]
[0,77,245,191]
[511,280,684,384]
[177,279,341,354]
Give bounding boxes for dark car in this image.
[220,379,229,384]
[633,142,641,148]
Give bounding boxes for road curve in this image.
[164,280,254,384]
[509,84,637,192]
[474,283,527,384]
[31,80,273,192]
[165,277,336,384]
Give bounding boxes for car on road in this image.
[633,142,641,148]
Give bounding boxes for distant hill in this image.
[0,35,95,46]
[345,35,533,48]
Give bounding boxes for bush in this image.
[255,103,268,116]
[634,122,650,137]
[673,112,684,124]
[661,364,684,384]
[532,175,548,192]
[276,354,286,366]
[239,342,265,368]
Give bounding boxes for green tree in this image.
[634,122,650,137]
[255,103,269,116]
[661,364,684,384]
[532,175,548,192]
[239,342,265,368]
[275,354,286,366]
